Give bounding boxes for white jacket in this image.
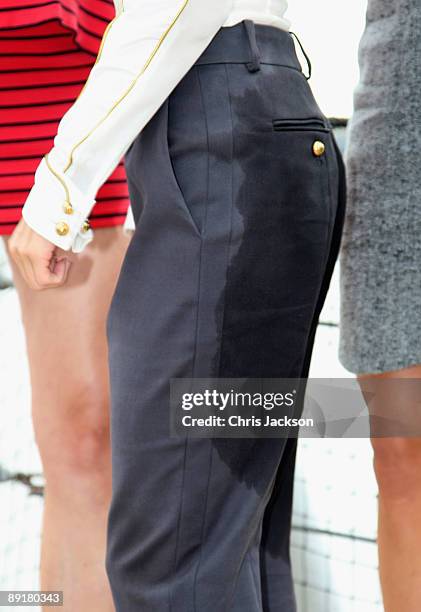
[22,0,289,252]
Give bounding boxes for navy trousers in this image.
[106,22,345,612]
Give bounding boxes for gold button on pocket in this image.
[312,140,325,157]
[81,220,90,233]
[63,201,74,215]
[56,221,70,237]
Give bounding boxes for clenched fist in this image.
[8,219,72,290]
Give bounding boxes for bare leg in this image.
[359,364,421,612]
[4,226,130,612]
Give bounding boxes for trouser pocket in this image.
[166,67,209,236]
[272,117,330,133]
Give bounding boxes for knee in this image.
[33,382,111,486]
[371,438,421,501]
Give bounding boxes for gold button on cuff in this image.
[63,200,74,215]
[81,220,90,233]
[56,221,70,237]
[312,140,325,157]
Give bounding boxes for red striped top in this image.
[0,0,129,234]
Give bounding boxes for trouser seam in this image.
[192,444,214,612]
[213,63,235,378]
[170,127,205,610]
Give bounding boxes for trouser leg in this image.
[106,25,345,612]
[259,134,346,612]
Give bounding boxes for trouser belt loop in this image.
[243,20,261,73]
[290,31,312,80]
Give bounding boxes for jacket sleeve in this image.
[22,0,233,252]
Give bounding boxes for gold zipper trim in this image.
[45,154,70,204]
[93,18,116,66]
[60,10,121,169]
[63,0,190,173]
[43,4,124,206]
[66,0,125,127]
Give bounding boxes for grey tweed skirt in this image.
[339,0,421,374]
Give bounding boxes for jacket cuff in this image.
[22,157,95,253]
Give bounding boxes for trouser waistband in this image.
[196,21,307,76]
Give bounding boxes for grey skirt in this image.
[339,0,421,374]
